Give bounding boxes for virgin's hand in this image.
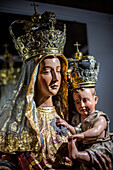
[68,136,78,160]
[92,152,112,170]
[65,157,73,164]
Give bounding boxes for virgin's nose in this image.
[52,70,58,82]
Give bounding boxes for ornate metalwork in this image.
[67,42,100,89]
[9,11,66,63]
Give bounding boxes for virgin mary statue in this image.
[0,11,72,169]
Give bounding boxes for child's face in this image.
[73,88,98,117]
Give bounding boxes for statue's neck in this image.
[35,95,53,107]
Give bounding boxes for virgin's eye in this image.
[56,68,61,73]
[44,72,49,74]
[42,70,50,74]
[57,70,61,73]
[42,68,51,74]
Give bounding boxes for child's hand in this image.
[56,117,76,134]
[70,133,85,141]
[56,117,69,127]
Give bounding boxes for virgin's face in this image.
[37,57,61,97]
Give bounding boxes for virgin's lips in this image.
[51,84,58,89]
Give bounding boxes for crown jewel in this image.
[67,42,100,89]
[9,11,66,62]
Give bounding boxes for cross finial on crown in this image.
[74,42,82,60]
[31,2,39,13]
[74,42,81,52]
[30,2,41,22]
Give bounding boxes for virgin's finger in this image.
[92,168,96,170]
[65,157,72,163]
[97,153,112,170]
[93,156,103,170]
[94,152,110,170]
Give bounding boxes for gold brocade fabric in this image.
[31,106,72,169]
[0,130,40,153]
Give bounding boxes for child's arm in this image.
[56,117,76,134]
[72,116,107,140]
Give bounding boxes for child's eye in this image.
[76,101,80,104]
[83,98,88,103]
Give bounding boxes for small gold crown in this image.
[67,42,100,89]
[9,11,66,62]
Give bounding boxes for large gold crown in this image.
[67,42,100,89]
[9,11,66,62]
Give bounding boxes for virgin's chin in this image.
[50,90,59,96]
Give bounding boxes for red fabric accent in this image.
[17,153,29,170]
